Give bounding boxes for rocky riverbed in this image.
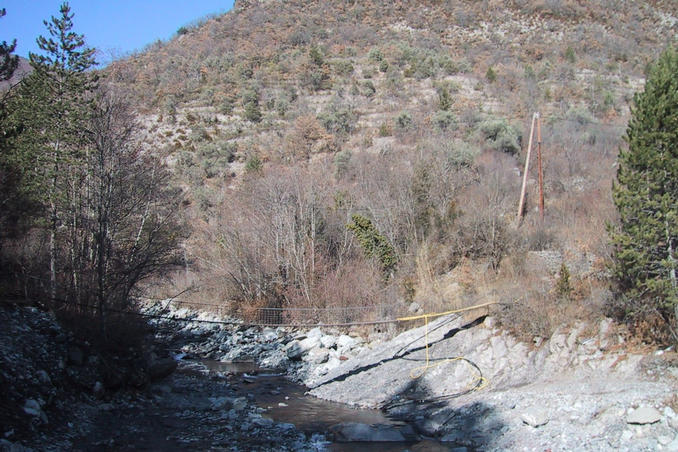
[2,301,678,451]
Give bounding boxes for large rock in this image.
[285,336,321,360]
[336,335,357,350]
[627,406,661,425]
[521,408,549,427]
[304,348,329,364]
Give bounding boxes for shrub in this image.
[433,111,456,131]
[477,118,521,155]
[378,121,393,137]
[244,101,262,122]
[334,149,352,178]
[245,154,263,173]
[317,104,357,136]
[486,66,497,83]
[396,111,413,129]
[368,47,384,62]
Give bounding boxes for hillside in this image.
[105,0,677,340]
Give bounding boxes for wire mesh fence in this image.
[169,299,404,326]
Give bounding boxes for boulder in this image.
[320,335,337,349]
[521,408,549,427]
[336,335,357,350]
[304,348,329,364]
[306,327,323,339]
[627,406,661,425]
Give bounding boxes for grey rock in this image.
[232,397,248,412]
[285,341,304,360]
[298,336,321,352]
[627,406,661,425]
[330,423,407,442]
[408,302,421,313]
[521,408,549,427]
[22,399,41,417]
[35,370,51,386]
[261,328,278,342]
[304,348,329,364]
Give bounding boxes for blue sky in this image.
[0,1,234,65]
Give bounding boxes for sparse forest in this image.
[0,3,184,347]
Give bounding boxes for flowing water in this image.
[192,360,452,452]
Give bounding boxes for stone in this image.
[22,399,41,417]
[306,327,323,339]
[320,335,336,349]
[35,370,51,386]
[521,408,549,427]
[336,335,357,350]
[261,328,278,342]
[408,302,421,313]
[627,406,661,425]
[330,423,406,442]
[285,341,304,360]
[304,348,329,365]
[148,358,177,381]
[232,397,248,412]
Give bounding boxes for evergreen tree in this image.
[610,46,678,342]
[347,214,398,278]
[12,1,96,303]
[0,8,18,81]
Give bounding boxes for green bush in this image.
[396,111,413,129]
[486,66,497,83]
[433,111,456,131]
[368,47,384,62]
[317,105,357,136]
[244,101,262,122]
[477,118,521,155]
[346,214,398,277]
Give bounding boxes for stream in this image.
[190,359,452,452]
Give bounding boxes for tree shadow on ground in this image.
[384,378,505,450]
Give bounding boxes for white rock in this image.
[521,408,549,427]
[621,430,633,442]
[306,327,323,339]
[320,335,337,349]
[627,406,662,425]
[408,302,421,313]
[337,334,357,350]
[665,436,678,451]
